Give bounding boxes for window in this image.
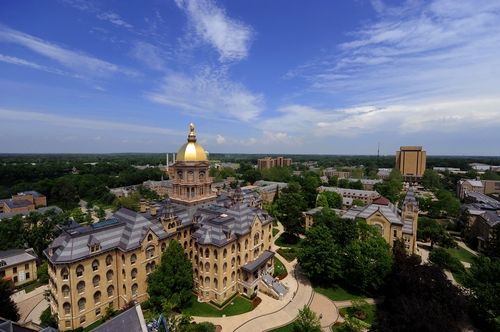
[92,259,99,271]
[61,267,69,280]
[223,277,227,288]
[130,254,137,264]
[231,244,235,254]
[80,315,86,324]
[393,229,397,237]
[63,302,71,315]
[0,271,5,278]
[132,283,138,296]
[78,298,86,311]
[76,264,84,277]
[25,263,29,270]
[65,321,71,328]
[223,263,227,273]
[107,285,114,297]
[161,243,166,252]
[106,255,113,266]
[77,281,85,294]
[106,270,113,281]
[231,257,235,267]
[148,234,153,242]
[146,245,155,259]
[93,291,101,304]
[92,275,100,287]
[13,267,17,273]
[26,272,30,279]
[204,262,209,272]
[131,268,137,279]
[62,285,70,297]
[95,308,101,316]
[205,248,209,258]
[231,271,235,282]
[223,249,227,258]
[214,278,218,288]
[14,276,18,283]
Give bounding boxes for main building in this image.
[45,124,275,331]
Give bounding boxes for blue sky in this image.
[1,0,499,155]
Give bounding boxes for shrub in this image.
[429,247,465,273]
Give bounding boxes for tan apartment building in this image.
[0,191,47,214]
[395,146,427,180]
[257,156,292,170]
[457,179,500,199]
[343,191,419,254]
[45,124,276,331]
[323,168,351,179]
[0,248,38,286]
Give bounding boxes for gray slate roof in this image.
[0,249,38,269]
[0,206,62,220]
[241,250,274,273]
[91,304,146,332]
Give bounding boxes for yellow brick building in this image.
[0,248,38,286]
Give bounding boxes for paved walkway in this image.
[308,292,338,332]
[456,240,478,256]
[13,285,49,324]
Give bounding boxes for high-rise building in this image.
[257,156,292,170]
[395,146,427,179]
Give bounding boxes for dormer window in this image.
[0,260,6,267]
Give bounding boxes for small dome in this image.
[176,123,208,162]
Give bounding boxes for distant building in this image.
[257,157,292,170]
[346,178,383,191]
[0,248,38,286]
[396,146,426,180]
[0,191,46,215]
[253,181,288,203]
[433,166,463,173]
[342,191,419,253]
[323,168,351,179]
[377,168,392,180]
[461,192,500,251]
[469,163,494,171]
[457,179,500,199]
[109,185,139,198]
[318,186,380,206]
[142,180,172,197]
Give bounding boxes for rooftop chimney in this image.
[140,199,147,213]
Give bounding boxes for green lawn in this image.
[83,318,105,331]
[275,233,303,249]
[339,304,376,326]
[268,322,295,332]
[314,286,364,301]
[277,248,297,262]
[17,279,45,293]
[445,246,476,264]
[273,257,287,279]
[184,295,254,317]
[272,227,279,237]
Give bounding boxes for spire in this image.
[187,123,197,142]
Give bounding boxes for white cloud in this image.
[62,0,133,29]
[146,68,264,121]
[215,134,226,144]
[130,41,167,71]
[0,53,81,78]
[175,0,253,61]
[97,12,133,28]
[0,25,136,77]
[0,108,182,136]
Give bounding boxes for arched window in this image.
[244,239,248,249]
[93,291,101,304]
[254,233,260,246]
[78,298,86,311]
[123,285,126,294]
[76,264,84,277]
[161,243,166,252]
[200,276,204,287]
[184,241,187,249]
[184,230,188,238]
[231,271,235,282]
[146,263,151,274]
[146,245,155,259]
[231,257,235,267]
[121,254,125,263]
[223,277,227,288]
[77,281,85,294]
[61,267,69,280]
[92,259,99,271]
[63,302,71,315]
[106,270,113,281]
[214,278,218,288]
[106,255,113,266]
[151,261,156,271]
[213,249,218,259]
[204,262,209,272]
[214,263,218,271]
[107,285,114,297]
[223,262,227,272]
[189,250,193,259]
[223,248,227,258]
[237,256,241,265]
[62,285,70,297]
[147,234,153,242]
[131,268,137,279]
[244,254,248,263]
[130,254,137,264]
[92,275,100,287]
[205,249,209,258]
[132,283,138,296]
[204,277,210,287]
[231,244,235,253]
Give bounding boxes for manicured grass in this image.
[275,233,303,249]
[184,295,254,317]
[452,269,469,286]
[314,286,363,301]
[339,304,376,326]
[272,227,279,237]
[17,279,45,293]
[273,257,287,279]
[445,246,476,264]
[277,248,297,262]
[268,322,295,332]
[83,318,105,331]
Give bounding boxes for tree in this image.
[299,172,321,208]
[147,240,193,311]
[429,247,465,274]
[0,279,20,321]
[465,256,500,329]
[374,169,402,203]
[351,198,365,207]
[417,217,455,249]
[422,169,441,189]
[37,261,49,284]
[349,180,363,190]
[299,225,342,284]
[275,184,307,237]
[96,207,106,219]
[328,175,338,186]
[40,307,58,328]
[292,306,322,332]
[316,192,342,209]
[373,248,468,332]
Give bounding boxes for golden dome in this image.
[176,123,208,162]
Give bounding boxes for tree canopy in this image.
[0,279,20,321]
[292,306,322,332]
[316,191,342,209]
[275,183,307,237]
[374,169,402,203]
[147,240,193,311]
